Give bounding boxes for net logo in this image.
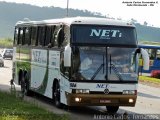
[90,29,122,39]
[70,83,77,88]
[96,84,109,88]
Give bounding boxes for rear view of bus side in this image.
[12,17,149,113]
[138,44,160,73]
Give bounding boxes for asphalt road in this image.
[0,59,160,120]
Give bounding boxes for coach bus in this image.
[138,44,160,73]
[12,17,149,113]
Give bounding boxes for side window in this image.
[18,28,24,45]
[45,26,52,46]
[150,49,157,60]
[57,27,64,47]
[50,25,57,47]
[62,25,69,47]
[37,26,46,46]
[31,27,38,46]
[22,27,26,45]
[45,25,67,48]
[157,49,160,59]
[52,25,64,48]
[24,27,31,45]
[14,27,19,45]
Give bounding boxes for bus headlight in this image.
[73,89,90,94]
[123,90,137,95]
[75,97,82,102]
[129,98,134,103]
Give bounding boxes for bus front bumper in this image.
[65,93,137,106]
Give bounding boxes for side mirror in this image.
[140,48,149,70]
[64,44,71,67]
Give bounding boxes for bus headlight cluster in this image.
[129,98,134,103]
[123,90,137,95]
[75,97,82,102]
[73,89,90,94]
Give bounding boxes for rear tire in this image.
[53,82,63,108]
[20,74,25,94]
[20,72,31,96]
[106,106,119,114]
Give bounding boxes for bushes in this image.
[0,38,13,48]
[151,70,160,79]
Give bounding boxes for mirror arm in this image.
[140,48,149,70]
[64,44,71,67]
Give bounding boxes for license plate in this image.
[100,99,111,103]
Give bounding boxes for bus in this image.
[12,17,149,113]
[138,44,160,73]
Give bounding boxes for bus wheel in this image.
[24,80,30,96]
[106,106,119,114]
[53,82,63,108]
[20,75,26,95]
[21,73,30,96]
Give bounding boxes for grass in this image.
[0,38,13,48]
[139,75,160,84]
[0,91,68,120]
[139,41,160,45]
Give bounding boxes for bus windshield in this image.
[71,25,137,46]
[71,47,138,81]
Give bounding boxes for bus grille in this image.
[89,91,122,95]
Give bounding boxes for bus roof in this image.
[138,44,160,49]
[16,17,135,27]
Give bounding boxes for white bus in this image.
[12,17,149,113]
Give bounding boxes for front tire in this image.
[0,63,4,67]
[53,82,63,108]
[106,106,119,114]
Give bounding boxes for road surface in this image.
[0,59,160,120]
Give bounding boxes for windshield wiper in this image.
[91,63,104,80]
[110,63,123,81]
[109,54,123,81]
[91,54,105,80]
